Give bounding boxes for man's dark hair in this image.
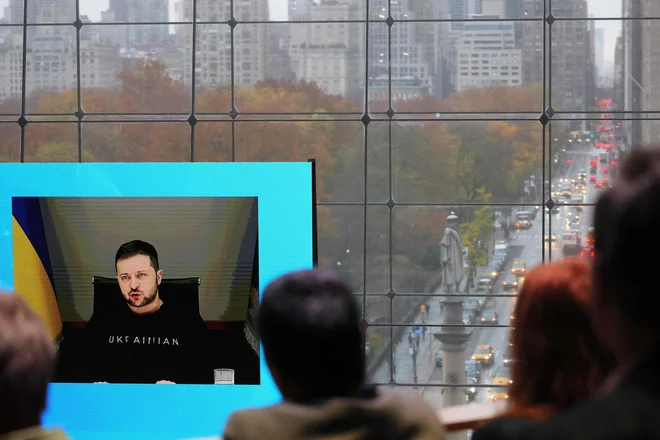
[593,148,660,330]
[257,268,364,401]
[0,293,56,434]
[115,240,160,273]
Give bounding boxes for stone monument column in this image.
[433,213,472,440]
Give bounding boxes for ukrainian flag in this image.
[12,197,62,342]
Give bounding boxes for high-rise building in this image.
[412,0,451,98]
[622,0,660,146]
[105,0,170,48]
[453,20,522,92]
[614,34,624,111]
[594,27,607,88]
[288,0,314,20]
[0,28,120,101]
[288,0,363,98]
[368,0,434,101]
[482,0,506,17]
[521,0,590,116]
[182,0,269,90]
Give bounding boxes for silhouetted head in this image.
[257,268,364,402]
[508,262,613,416]
[0,293,56,435]
[592,148,660,360]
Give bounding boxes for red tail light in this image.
[580,252,584,257]
[591,251,594,257]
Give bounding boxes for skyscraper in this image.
[522,0,590,116]
[182,0,270,90]
[107,0,169,48]
[594,27,606,87]
[622,0,660,146]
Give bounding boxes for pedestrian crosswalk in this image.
[511,234,544,241]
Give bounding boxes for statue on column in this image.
[439,212,465,294]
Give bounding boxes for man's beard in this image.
[125,288,158,308]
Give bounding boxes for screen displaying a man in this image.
[82,240,210,384]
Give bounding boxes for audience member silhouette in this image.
[0,293,69,440]
[472,262,613,440]
[223,268,446,440]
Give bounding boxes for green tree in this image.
[460,188,494,289]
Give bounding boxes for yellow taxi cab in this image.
[511,260,526,276]
[471,344,495,366]
[488,377,510,402]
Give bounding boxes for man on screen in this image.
[83,240,210,384]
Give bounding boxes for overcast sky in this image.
[1,0,623,59]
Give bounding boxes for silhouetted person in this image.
[223,268,446,440]
[472,262,613,440]
[509,148,660,439]
[0,293,69,440]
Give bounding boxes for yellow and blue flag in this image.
[12,197,62,342]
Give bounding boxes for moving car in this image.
[502,274,518,291]
[485,264,500,281]
[586,226,595,245]
[481,310,499,325]
[475,277,493,293]
[513,220,532,230]
[511,259,526,276]
[488,377,510,402]
[589,175,597,183]
[492,365,512,384]
[471,344,495,366]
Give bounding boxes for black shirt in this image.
[83,301,211,384]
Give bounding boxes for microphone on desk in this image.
[214,368,235,385]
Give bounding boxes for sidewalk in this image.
[371,296,444,384]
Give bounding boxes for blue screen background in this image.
[0,162,314,440]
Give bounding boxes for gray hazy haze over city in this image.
[0,0,623,59]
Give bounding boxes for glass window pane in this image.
[24,26,77,114]
[24,121,78,162]
[388,121,544,204]
[0,121,20,162]
[234,121,365,202]
[29,0,75,24]
[81,122,191,161]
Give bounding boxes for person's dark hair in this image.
[257,268,363,401]
[115,240,159,273]
[593,148,660,331]
[0,293,56,434]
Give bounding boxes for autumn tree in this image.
[460,188,494,290]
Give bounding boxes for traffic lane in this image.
[471,231,544,404]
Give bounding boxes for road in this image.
[369,142,613,415]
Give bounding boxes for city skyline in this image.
[0,0,624,59]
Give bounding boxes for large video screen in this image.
[14,196,260,386]
[0,162,314,440]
